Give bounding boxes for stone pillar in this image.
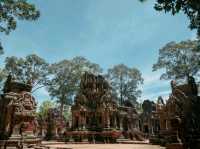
[102,113,105,128]
[107,113,110,128]
[104,111,110,129]
[55,127,58,138]
[128,119,131,131]
[42,129,45,137]
[113,116,117,128]
[119,117,123,130]
[78,115,81,130]
[82,112,86,129]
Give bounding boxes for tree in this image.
[47,56,102,117]
[37,100,55,139]
[106,64,143,106]
[0,69,6,93]
[140,0,200,36]
[3,54,49,91]
[153,40,200,81]
[37,100,54,121]
[0,0,40,52]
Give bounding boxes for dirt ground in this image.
[42,142,166,149]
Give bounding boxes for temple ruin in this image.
[149,77,200,149]
[0,75,41,148]
[65,72,143,143]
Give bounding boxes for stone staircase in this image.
[116,138,149,144]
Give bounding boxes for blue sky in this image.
[0,0,196,104]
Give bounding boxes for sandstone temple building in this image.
[0,75,41,148]
[65,72,143,142]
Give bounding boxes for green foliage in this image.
[3,54,49,89]
[37,99,54,121]
[47,56,102,115]
[63,105,72,121]
[0,69,6,93]
[106,64,143,105]
[0,0,40,51]
[153,40,200,81]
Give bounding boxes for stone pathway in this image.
[43,143,165,149]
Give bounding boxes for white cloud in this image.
[139,71,171,102]
[140,90,170,102]
[143,73,160,85]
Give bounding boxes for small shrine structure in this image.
[65,72,143,143]
[150,77,200,149]
[0,75,41,148]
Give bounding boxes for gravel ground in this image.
[43,143,165,149]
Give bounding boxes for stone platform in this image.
[0,138,41,149]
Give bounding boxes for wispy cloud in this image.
[139,71,171,102]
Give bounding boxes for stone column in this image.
[113,116,117,128]
[55,127,58,138]
[78,115,82,130]
[107,112,110,128]
[119,117,123,130]
[104,111,110,129]
[42,129,45,137]
[102,113,105,128]
[127,119,131,131]
[82,112,86,129]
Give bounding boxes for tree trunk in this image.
[120,75,123,106]
[60,99,64,120]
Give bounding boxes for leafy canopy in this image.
[3,54,49,90]
[153,40,200,81]
[47,56,102,115]
[106,64,143,105]
[38,99,54,121]
[0,0,40,52]
[0,69,6,93]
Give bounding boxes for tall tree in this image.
[153,40,200,81]
[3,54,49,90]
[0,0,40,52]
[37,99,54,122]
[106,64,143,106]
[47,56,102,117]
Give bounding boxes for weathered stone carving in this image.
[65,72,142,143]
[150,76,200,149]
[0,75,41,148]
